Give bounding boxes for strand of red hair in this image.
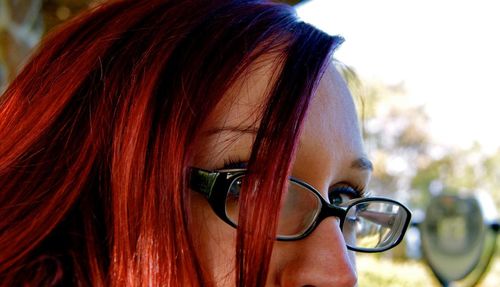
[0,1,340,286]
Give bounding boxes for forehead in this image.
[206,58,280,131]
[192,58,365,177]
[191,58,279,166]
[294,63,365,182]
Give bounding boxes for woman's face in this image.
[190,60,371,286]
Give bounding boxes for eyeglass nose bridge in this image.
[314,201,349,229]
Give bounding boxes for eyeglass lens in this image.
[343,201,409,250]
[224,175,408,250]
[225,176,322,238]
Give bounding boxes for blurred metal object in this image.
[420,193,498,287]
[492,222,500,232]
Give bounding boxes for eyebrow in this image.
[351,157,373,171]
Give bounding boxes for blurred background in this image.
[297,0,500,286]
[1,0,498,286]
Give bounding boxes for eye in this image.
[328,185,360,206]
[228,177,243,198]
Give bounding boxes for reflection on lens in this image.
[224,176,321,238]
[344,200,408,250]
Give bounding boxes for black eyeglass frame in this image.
[189,167,412,253]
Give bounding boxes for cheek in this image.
[190,193,237,285]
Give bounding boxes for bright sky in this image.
[297,0,500,152]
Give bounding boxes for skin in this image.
[190,59,372,286]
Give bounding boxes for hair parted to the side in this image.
[0,0,342,286]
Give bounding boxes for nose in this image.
[272,218,357,287]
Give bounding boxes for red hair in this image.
[0,0,341,286]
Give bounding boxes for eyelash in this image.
[330,184,366,199]
[221,156,247,169]
[219,157,367,199]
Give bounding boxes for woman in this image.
[0,0,411,286]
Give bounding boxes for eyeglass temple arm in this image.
[189,168,219,198]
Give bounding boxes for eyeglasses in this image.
[189,167,411,253]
